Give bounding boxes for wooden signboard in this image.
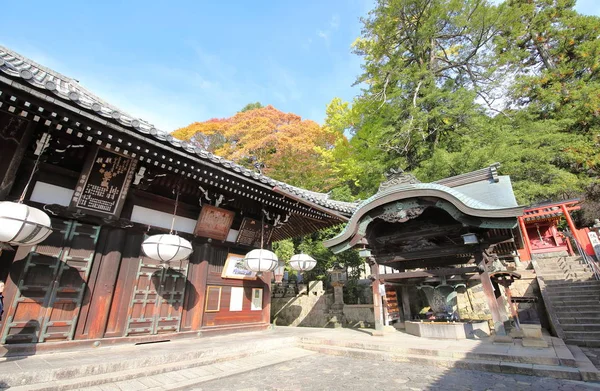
[221,253,257,280]
[193,205,235,241]
[235,217,273,248]
[70,147,137,217]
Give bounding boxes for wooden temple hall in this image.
[324,167,525,336]
[0,46,357,346]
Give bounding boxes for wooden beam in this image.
[373,224,463,244]
[377,244,475,263]
[380,267,479,280]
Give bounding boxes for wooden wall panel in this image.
[104,232,145,338]
[75,227,126,340]
[202,285,265,327]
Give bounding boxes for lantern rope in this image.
[170,190,180,234]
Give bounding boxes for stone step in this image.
[297,336,571,367]
[565,339,600,348]
[564,330,600,340]
[551,299,600,306]
[8,347,314,391]
[552,304,600,312]
[545,282,600,290]
[556,312,600,319]
[299,344,583,381]
[547,290,600,297]
[542,276,597,286]
[560,324,600,332]
[546,292,600,300]
[0,332,295,389]
[558,317,600,324]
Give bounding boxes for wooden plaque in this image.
[70,147,137,217]
[221,253,257,280]
[194,205,235,241]
[235,218,273,248]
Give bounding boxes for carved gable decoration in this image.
[378,202,426,224]
[378,168,421,192]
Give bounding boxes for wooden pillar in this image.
[517,216,533,261]
[401,285,412,322]
[261,272,272,325]
[475,249,506,335]
[368,257,384,331]
[561,204,580,249]
[77,227,126,340]
[182,242,209,332]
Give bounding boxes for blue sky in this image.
[1,0,598,133]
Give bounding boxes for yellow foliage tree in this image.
[172,105,344,191]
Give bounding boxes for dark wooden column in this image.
[261,272,272,325]
[401,285,412,322]
[76,227,126,340]
[475,248,507,335]
[368,257,384,332]
[104,231,145,338]
[0,114,36,200]
[181,242,209,332]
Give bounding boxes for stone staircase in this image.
[534,256,600,347]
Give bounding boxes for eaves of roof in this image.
[0,45,358,218]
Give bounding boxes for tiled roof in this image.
[0,46,358,216]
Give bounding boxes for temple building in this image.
[0,45,355,346]
[324,165,527,336]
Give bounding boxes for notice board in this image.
[70,146,137,217]
[235,217,273,248]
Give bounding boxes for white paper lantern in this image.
[0,201,52,246]
[289,253,317,271]
[141,234,193,263]
[243,249,278,274]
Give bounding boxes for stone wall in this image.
[343,304,374,328]
[271,294,333,327]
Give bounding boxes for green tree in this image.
[239,102,264,112]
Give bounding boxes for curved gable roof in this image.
[324,180,523,250]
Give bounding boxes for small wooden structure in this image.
[324,165,524,335]
[518,200,595,260]
[0,46,356,346]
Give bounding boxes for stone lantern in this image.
[329,264,346,307]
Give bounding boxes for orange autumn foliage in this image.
[172,105,342,191]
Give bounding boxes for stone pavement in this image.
[1,326,599,389]
[81,352,600,391]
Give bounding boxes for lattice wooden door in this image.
[1,219,100,343]
[125,253,189,336]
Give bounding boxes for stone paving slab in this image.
[166,353,600,391]
[0,326,598,389]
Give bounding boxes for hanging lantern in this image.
[243,249,278,275]
[141,190,193,263]
[0,201,53,246]
[289,253,317,272]
[142,234,193,263]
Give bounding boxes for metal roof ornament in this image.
[378,168,421,192]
